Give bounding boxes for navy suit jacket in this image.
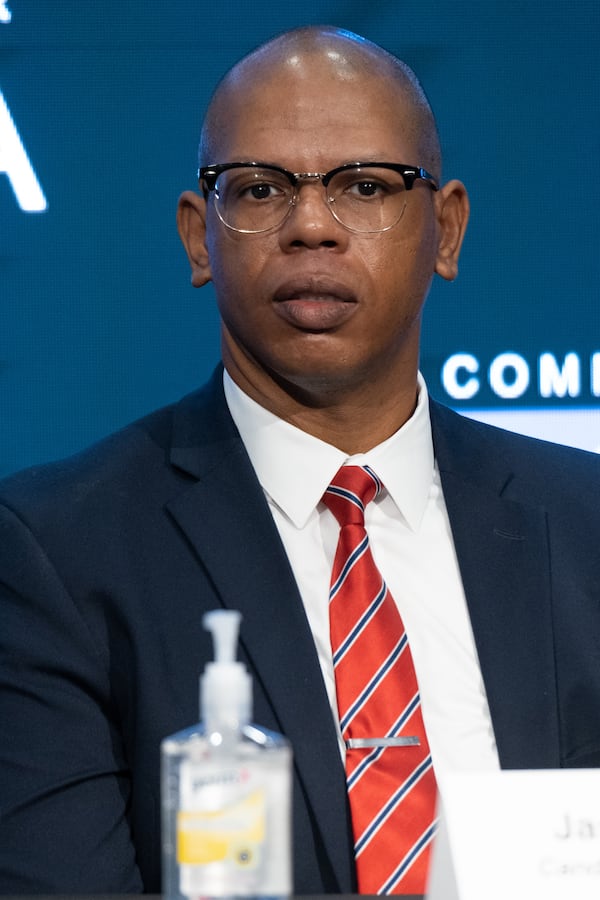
[1,366,600,893]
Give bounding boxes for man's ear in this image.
[177,191,213,288]
[433,179,470,282]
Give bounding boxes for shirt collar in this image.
[223,370,435,532]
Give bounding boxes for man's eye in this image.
[346,180,388,198]
[240,181,285,201]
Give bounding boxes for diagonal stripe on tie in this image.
[330,535,371,598]
[380,819,438,894]
[339,636,408,734]
[323,464,437,895]
[332,580,387,665]
[355,754,434,854]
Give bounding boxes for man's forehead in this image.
[213,51,418,142]
[212,72,419,160]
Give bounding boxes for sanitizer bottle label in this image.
[177,760,266,894]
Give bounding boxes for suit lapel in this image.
[164,372,354,890]
[430,400,560,768]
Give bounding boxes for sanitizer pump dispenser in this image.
[161,610,292,898]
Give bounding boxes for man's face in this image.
[188,58,463,402]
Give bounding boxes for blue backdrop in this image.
[2,0,599,477]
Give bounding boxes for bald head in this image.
[199,26,442,180]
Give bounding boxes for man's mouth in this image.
[273,278,357,330]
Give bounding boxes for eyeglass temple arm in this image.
[403,168,439,191]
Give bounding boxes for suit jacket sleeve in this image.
[0,501,143,893]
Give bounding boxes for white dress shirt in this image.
[223,371,500,775]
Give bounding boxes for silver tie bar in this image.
[345,736,421,749]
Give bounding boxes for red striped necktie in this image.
[323,464,437,895]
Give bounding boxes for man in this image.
[1,25,600,896]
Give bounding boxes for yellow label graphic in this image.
[177,789,265,868]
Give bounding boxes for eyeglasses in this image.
[198,161,438,235]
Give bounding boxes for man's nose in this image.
[279,182,348,249]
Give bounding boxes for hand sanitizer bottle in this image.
[161,610,292,899]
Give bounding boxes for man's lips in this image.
[274,277,357,304]
[273,278,357,330]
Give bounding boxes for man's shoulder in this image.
[0,370,228,524]
[429,397,600,497]
[2,402,170,497]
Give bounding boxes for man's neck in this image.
[222,360,419,456]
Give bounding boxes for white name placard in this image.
[427,770,600,900]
